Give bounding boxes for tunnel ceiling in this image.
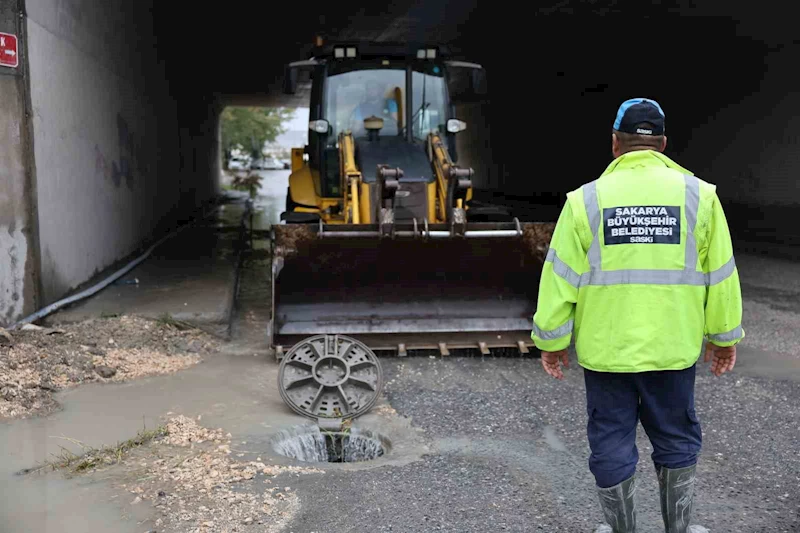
[149,0,797,203]
[152,0,787,109]
[152,0,481,107]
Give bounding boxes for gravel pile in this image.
[164,415,229,447]
[0,315,219,420]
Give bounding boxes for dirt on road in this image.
[21,413,324,533]
[0,315,220,420]
[111,415,323,533]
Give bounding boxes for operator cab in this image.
[283,42,486,202]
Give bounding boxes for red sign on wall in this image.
[0,32,18,68]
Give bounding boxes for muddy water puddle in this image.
[0,350,427,532]
[0,354,299,532]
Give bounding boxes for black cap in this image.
[613,98,665,136]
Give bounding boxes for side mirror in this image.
[283,66,298,95]
[446,119,466,134]
[309,119,330,134]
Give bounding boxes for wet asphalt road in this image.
[286,355,799,532]
[285,253,800,533]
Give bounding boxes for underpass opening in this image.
[18,3,789,333]
[217,104,307,204]
[13,2,795,326]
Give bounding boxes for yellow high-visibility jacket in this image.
[531,149,744,372]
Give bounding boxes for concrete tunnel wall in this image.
[25,0,185,305]
[1,0,221,326]
[0,0,38,325]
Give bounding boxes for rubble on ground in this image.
[0,315,218,420]
[120,415,323,533]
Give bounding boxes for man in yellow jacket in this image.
[531,98,743,533]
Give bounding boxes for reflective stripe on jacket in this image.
[531,150,744,372]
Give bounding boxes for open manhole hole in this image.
[271,424,390,463]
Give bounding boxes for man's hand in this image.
[541,349,569,380]
[704,341,736,376]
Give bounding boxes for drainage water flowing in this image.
[271,424,387,463]
[272,425,329,463]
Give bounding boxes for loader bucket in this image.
[268,220,555,356]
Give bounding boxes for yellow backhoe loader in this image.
[269,41,555,367]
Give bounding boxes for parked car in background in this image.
[281,159,290,169]
[229,157,249,170]
[262,157,284,170]
[236,155,286,171]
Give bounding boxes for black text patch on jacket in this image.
[603,205,681,245]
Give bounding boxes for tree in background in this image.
[220,107,295,168]
[230,173,263,199]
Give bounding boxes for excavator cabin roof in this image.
[282,40,485,101]
[307,41,453,62]
[291,41,482,70]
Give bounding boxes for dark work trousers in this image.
[583,364,702,488]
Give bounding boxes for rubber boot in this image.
[657,464,709,533]
[593,474,637,533]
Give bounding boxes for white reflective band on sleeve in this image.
[583,181,601,233]
[684,174,700,272]
[533,318,574,340]
[707,324,743,343]
[706,255,736,285]
[546,248,581,288]
[582,181,602,270]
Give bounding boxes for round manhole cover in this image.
[278,334,383,420]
